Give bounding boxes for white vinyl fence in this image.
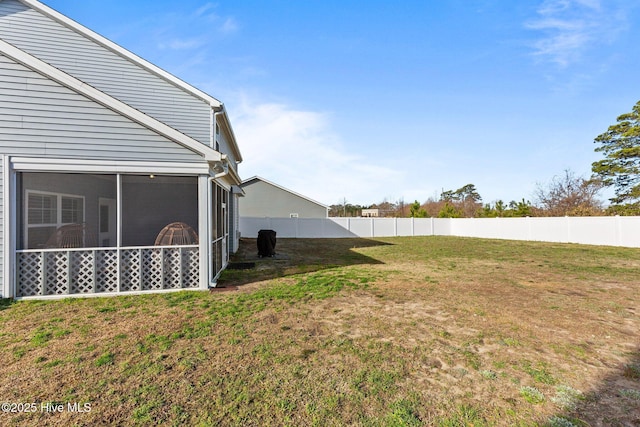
[240,216,640,248]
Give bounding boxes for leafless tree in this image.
[534,170,604,216]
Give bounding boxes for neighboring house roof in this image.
[241,176,329,209]
[11,0,242,163]
[0,38,221,163]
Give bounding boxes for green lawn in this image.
[0,236,638,426]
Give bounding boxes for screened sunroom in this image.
[13,169,230,298]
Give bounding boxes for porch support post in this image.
[160,247,165,289]
[198,175,210,289]
[92,250,97,293]
[137,249,142,291]
[116,173,122,293]
[66,251,71,295]
[178,247,184,289]
[40,253,46,296]
[2,155,13,298]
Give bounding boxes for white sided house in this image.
[240,176,329,219]
[0,0,244,299]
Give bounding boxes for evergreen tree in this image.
[409,200,427,218]
[592,100,640,214]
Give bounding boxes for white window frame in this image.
[24,189,86,249]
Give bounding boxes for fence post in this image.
[370,217,375,237]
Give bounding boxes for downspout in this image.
[210,108,214,149]
[212,106,224,151]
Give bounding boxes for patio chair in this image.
[154,222,199,246]
[44,223,96,248]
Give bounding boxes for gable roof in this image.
[19,0,222,108]
[241,176,329,209]
[0,38,221,162]
[11,0,243,163]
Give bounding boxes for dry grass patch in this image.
[0,236,638,426]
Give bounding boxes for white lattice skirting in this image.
[16,246,200,297]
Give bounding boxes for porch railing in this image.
[16,245,200,298]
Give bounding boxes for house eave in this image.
[209,156,242,185]
[9,157,212,175]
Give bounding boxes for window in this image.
[25,190,85,249]
[62,197,83,223]
[214,123,221,151]
[28,193,57,225]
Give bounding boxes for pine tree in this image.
[592,100,640,214]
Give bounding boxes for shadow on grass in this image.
[217,237,390,288]
[0,298,15,311]
[549,346,640,427]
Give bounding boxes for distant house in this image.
[240,177,328,218]
[361,209,379,218]
[0,0,243,299]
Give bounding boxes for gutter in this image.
[208,154,241,185]
[211,156,229,180]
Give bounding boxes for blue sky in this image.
[44,0,640,206]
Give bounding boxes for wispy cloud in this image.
[525,0,628,67]
[219,17,239,35]
[194,3,216,18]
[154,3,238,50]
[158,37,205,50]
[231,95,403,205]
[192,3,239,35]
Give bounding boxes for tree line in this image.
[330,100,640,218]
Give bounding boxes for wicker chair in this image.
[44,223,96,248]
[154,222,199,246]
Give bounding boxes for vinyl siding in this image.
[240,180,329,218]
[0,0,212,145]
[0,54,203,162]
[216,127,238,166]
